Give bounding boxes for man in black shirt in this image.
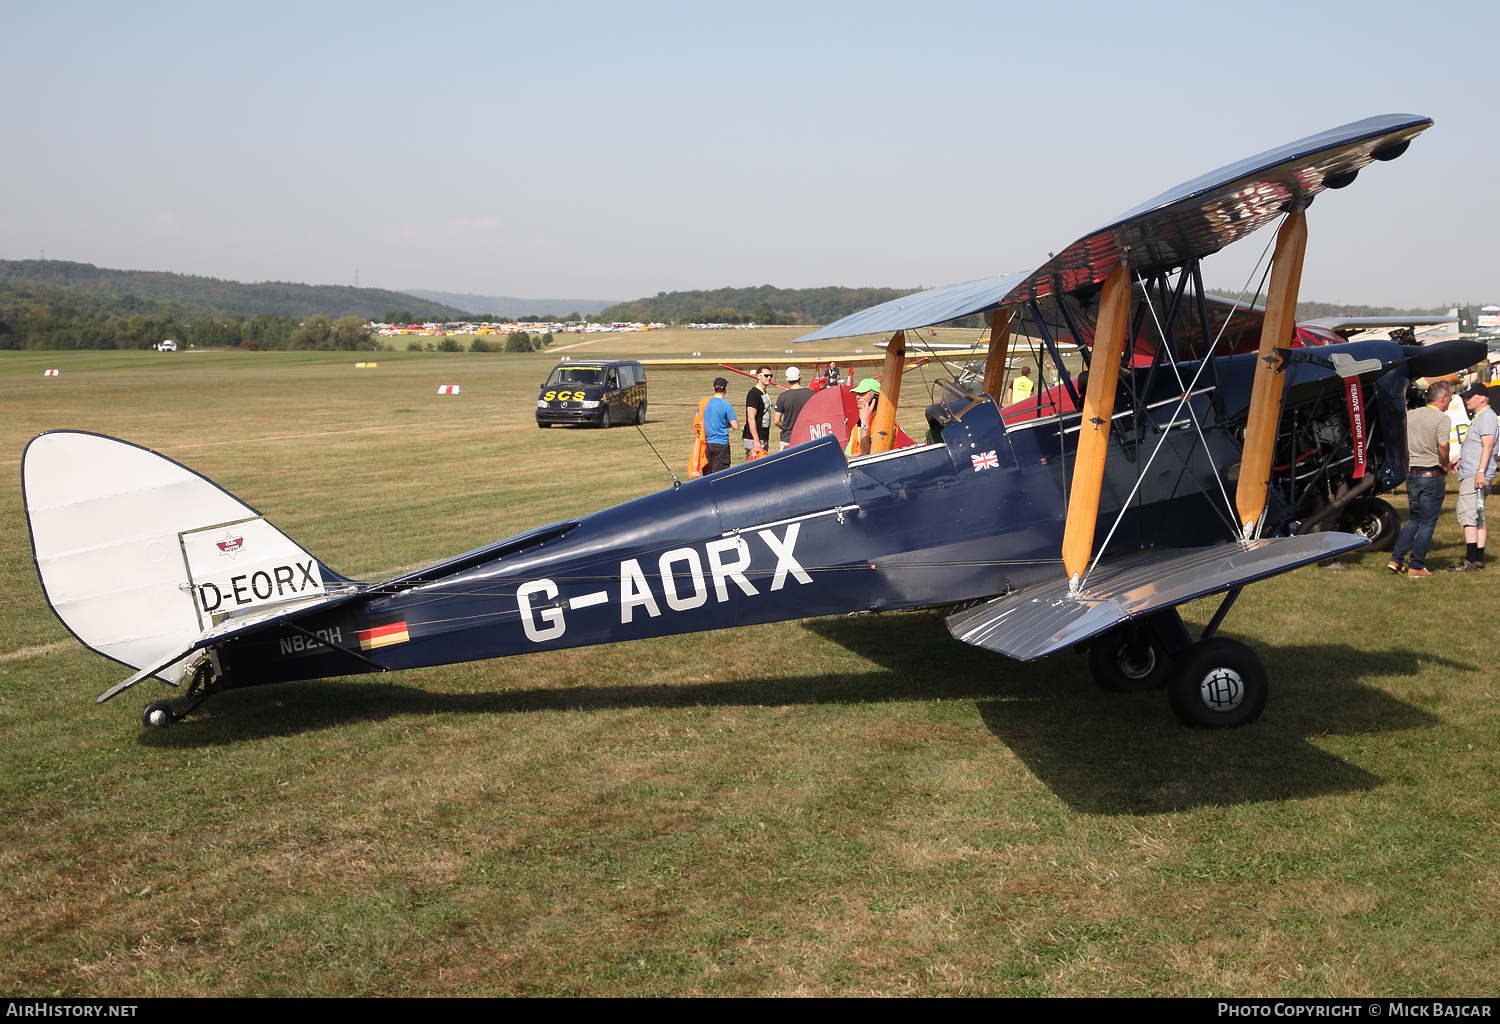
[774,366,814,450]
[744,365,773,457]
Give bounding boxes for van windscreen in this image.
[546,367,605,386]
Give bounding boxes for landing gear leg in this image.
[140,660,221,728]
[1163,589,1267,728]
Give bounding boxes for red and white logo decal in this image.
[216,532,245,558]
[971,450,999,471]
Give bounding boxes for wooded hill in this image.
[0,260,468,321]
[598,282,1455,330]
[0,279,377,351]
[598,285,922,326]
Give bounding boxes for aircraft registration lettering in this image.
[278,626,343,655]
[524,525,813,640]
[198,559,321,613]
[659,548,708,611]
[517,579,566,642]
[182,518,326,618]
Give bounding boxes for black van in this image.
[536,359,647,428]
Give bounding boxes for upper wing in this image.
[797,114,1430,343]
[1300,315,1458,338]
[795,274,1027,345]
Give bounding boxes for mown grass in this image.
[0,342,1495,996]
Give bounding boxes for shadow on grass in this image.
[140,614,1458,814]
[810,614,1456,814]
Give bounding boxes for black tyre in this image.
[1166,638,1268,728]
[1342,497,1398,552]
[142,702,173,728]
[599,408,611,429]
[1088,623,1172,692]
[635,401,647,425]
[537,420,551,428]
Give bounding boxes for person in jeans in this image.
[1390,381,1453,578]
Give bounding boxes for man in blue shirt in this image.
[703,377,740,475]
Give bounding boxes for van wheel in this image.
[537,420,551,428]
[1167,639,1268,728]
[636,402,647,425]
[599,409,611,429]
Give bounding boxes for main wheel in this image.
[1342,497,1398,552]
[599,408,611,429]
[635,401,647,425]
[1088,623,1172,692]
[142,702,173,728]
[1166,638,1268,728]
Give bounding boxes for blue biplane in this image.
[23,113,1483,730]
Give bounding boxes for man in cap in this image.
[702,377,739,475]
[1450,383,1497,571]
[773,366,813,451]
[846,378,881,457]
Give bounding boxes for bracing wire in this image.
[1078,219,1285,588]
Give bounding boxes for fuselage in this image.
[213,341,1412,690]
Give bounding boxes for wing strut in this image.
[1061,260,1132,590]
[1234,208,1307,536]
[870,330,906,453]
[981,307,1015,400]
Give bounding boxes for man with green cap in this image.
[847,378,881,457]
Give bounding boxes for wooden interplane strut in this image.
[981,307,1015,401]
[1234,209,1307,535]
[870,330,906,454]
[1061,261,1132,587]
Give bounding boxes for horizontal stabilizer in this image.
[94,586,365,703]
[945,533,1368,661]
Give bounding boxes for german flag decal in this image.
[358,618,410,651]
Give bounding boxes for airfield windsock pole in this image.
[1061,260,1132,591]
[869,330,906,453]
[981,307,1015,400]
[1234,206,1307,538]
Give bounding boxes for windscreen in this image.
[546,366,605,386]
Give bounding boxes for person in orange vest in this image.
[688,394,714,478]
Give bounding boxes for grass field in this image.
[1,340,1496,997]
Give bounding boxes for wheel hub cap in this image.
[1199,668,1244,711]
[1119,645,1156,679]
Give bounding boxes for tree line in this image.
[598,285,922,326]
[0,280,380,351]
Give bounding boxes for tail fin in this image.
[23,431,344,685]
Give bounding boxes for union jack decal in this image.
[971,450,999,471]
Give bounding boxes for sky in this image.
[3,0,1495,309]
